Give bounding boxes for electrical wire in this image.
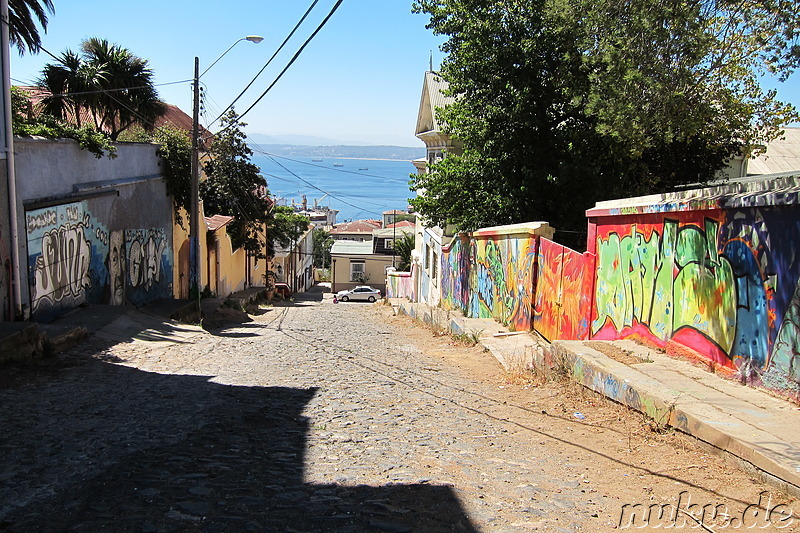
[250,148,414,185]
[265,153,384,217]
[234,0,345,125]
[210,0,321,128]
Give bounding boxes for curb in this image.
[391,298,800,499]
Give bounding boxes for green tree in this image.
[9,0,54,55]
[393,232,416,272]
[151,127,192,228]
[270,206,311,251]
[201,111,272,258]
[411,0,799,247]
[37,38,167,140]
[312,228,333,268]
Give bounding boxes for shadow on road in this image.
[0,360,477,532]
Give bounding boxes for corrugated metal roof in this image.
[588,171,800,217]
[748,127,800,175]
[330,240,374,255]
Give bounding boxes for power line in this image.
[265,153,384,217]
[235,0,345,124]
[250,148,414,184]
[210,0,321,128]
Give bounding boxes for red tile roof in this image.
[385,220,415,229]
[330,219,382,234]
[205,214,234,231]
[15,86,211,143]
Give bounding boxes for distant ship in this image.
[312,158,323,162]
[359,167,368,171]
[333,163,344,167]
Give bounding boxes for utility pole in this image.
[189,57,201,305]
[1,0,22,319]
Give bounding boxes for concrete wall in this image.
[586,172,800,400]
[440,222,554,332]
[16,138,173,321]
[210,228,247,297]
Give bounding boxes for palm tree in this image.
[37,38,167,140]
[37,49,90,126]
[8,0,54,55]
[393,232,416,272]
[79,38,167,140]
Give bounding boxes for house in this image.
[372,220,414,255]
[403,71,461,305]
[330,240,393,294]
[746,127,800,175]
[412,71,461,174]
[271,225,315,293]
[329,219,382,242]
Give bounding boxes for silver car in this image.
[336,285,382,302]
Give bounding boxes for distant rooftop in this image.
[748,127,800,175]
[330,220,382,234]
[330,240,374,255]
[205,215,234,231]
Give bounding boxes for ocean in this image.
[252,154,418,223]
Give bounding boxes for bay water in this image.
[253,154,417,223]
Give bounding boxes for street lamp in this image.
[190,35,263,304]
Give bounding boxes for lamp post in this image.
[189,35,263,304]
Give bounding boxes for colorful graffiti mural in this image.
[533,238,594,341]
[441,235,469,315]
[440,230,539,332]
[386,268,416,301]
[26,201,173,320]
[591,206,800,395]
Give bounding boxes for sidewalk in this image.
[390,297,800,498]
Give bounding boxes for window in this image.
[350,261,366,282]
[385,238,394,249]
[431,250,439,283]
[424,244,431,270]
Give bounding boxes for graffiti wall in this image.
[533,238,594,341]
[386,268,416,301]
[589,206,800,398]
[26,201,173,321]
[440,226,547,332]
[441,235,469,315]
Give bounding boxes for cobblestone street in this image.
[0,289,794,532]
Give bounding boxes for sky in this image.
[9,0,447,147]
[8,1,800,146]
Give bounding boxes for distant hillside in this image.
[248,143,426,161]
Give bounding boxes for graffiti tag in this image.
[32,223,91,310]
[593,219,737,355]
[126,229,167,290]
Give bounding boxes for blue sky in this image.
[9,1,799,146]
[10,1,446,146]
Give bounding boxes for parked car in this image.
[274,282,292,298]
[336,285,382,302]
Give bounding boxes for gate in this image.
[533,238,595,341]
